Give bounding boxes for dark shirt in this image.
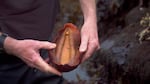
[0,1,63,84]
[0,0,59,40]
[0,0,60,63]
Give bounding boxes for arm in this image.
[79,0,100,62]
[79,0,97,23]
[1,32,61,76]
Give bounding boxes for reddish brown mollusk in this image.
[49,23,81,72]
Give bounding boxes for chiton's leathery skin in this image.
[49,23,81,72]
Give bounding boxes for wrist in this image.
[83,13,97,24]
[4,36,19,55]
[83,19,98,29]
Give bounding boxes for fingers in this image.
[79,34,100,62]
[33,56,61,76]
[38,41,56,50]
[34,41,61,75]
[81,44,96,62]
[81,40,100,63]
[79,34,89,52]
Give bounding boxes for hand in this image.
[79,21,100,63]
[4,37,61,76]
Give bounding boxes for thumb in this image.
[34,56,61,76]
[39,41,56,50]
[79,34,88,52]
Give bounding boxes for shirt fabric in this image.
[0,0,59,40]
[0,0,63,84]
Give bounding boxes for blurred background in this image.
[53,0,150,84]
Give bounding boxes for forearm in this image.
[4,36,19,55]
[79,0,100,62]
[79,0,97,23]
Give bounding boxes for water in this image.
[101,39,115,50]
[63,65,90,82]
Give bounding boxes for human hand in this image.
[79,21,100,63]
[4,37,61,76]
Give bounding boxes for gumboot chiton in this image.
[49,23,81,72]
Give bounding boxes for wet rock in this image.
[84,5,150,84]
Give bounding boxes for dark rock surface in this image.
[83,3,150,84]
[54,0,150,84]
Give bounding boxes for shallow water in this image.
[63,65,90,82]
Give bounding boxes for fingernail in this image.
[51,44,56,48]
[58,73,62,76]
[55,71,62,76]
[80,47,86,52]
[54,69,62,76]
[47,70,62,76]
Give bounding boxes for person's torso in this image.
[0,0,59,40]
